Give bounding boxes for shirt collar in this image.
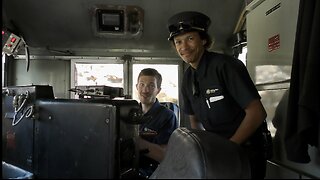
[140,98,161,116]
[194,50,209,78]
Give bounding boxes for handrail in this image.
[268,160,319,179]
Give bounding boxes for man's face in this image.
[136,75,160,105]
[173,31,206,67]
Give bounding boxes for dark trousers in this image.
[243,145,267,179]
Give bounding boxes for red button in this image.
[11,37,16,43]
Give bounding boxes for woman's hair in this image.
[199,31,213,49]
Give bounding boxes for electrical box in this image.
[2,29,23,56]
[92,4,144,39]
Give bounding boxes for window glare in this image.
[133,64,179,104]
[238,46,247,66]
[75,64,123,87]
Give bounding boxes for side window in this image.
[238,46,247,66]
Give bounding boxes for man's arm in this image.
[137,136,167,162]
[230,99,267,144]
[189,115,205,130]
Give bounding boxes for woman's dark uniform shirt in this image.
[181,50,261,138]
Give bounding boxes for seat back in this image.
[160,102,179,125]
[150,127,251,179]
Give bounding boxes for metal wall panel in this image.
[11,59,70,99]
[247,0,320,178]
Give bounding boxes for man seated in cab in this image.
[136,68,179,178]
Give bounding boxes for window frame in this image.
[70,57,183,104]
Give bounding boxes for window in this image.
[70,59,125,98]
[71,58,180,104]
[74,63,124,87]
[238,46,247,66]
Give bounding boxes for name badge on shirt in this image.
[206,88,219,94]
[209,95,224,103]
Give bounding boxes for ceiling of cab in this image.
[2,0,246,56]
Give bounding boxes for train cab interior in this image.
[2,0,320,179]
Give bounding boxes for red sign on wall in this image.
[268,34,280,52]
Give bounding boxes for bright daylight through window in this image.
[72,62,179,104]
